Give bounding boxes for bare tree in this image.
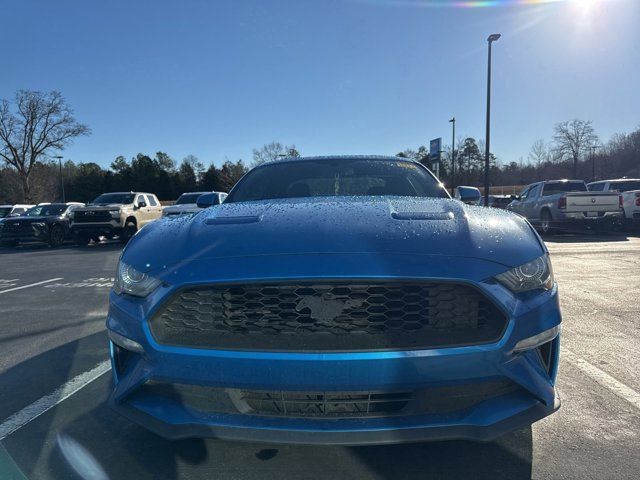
[252,142,299,167]
[552,119,598,178]
[0,90,90,201]
[528,139,548,167]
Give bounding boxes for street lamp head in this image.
[53,155,63,159]
[488,33,501,42]
[449,117,455,123]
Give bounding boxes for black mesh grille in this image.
[149,281,507,351]
[237,390,412,417]
[131,378,520,419]
[73,210,113,223]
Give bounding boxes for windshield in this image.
[609,181,640,192]
[175,193,204,205]
[0,207,12,218]
[542,182,588,196]
[227,159,448,203]
[92,193,135,205]
[24,205,67,216]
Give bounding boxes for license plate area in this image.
[585,211,599,217]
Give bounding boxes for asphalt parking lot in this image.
[0,235,639,480]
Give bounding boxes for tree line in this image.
[399,119,640,190]
[1,90,638,203]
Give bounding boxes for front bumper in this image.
[107,258,562,444]
[0,226,49,243]
[72,221,123,236]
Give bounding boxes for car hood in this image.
[125,197,544,276]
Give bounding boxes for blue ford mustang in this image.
[107,156,561,444]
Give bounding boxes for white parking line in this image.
[562,348,640,411]
[0,360,111,441]
[0,278,63,295]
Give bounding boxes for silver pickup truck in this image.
[507,180,623,234]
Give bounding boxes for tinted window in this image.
[92,193,135,205]
[136,195,146,205]
[588,183,605,191]
[25,205,67,216]
[608,181,640,192]
[0,207,12,218]
[146,195,158,206]
[175,193,203,204]
[227,159,448,203]
[542,181,587,196]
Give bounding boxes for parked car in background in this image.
[162,191,227,217]
[453,186,481,205]
[507,180,623,234]
[588,178,640,229]
[483,195,513,209]
[107,156,561,443]
[0,202,84,247]
[0,204,35,231]
[70,192,162,245]
[0,204,34,223]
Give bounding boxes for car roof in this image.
[100,191,155,195]
[542,179,585,183]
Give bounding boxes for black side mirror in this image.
[196,193,220,209]
[510,195,520,201]
[137,201,147,209]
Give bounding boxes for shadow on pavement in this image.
[349,427,532,479]
[0,331,108,420]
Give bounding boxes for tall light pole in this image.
[449,117,456,188]
[484,33,501,207]
[590,145,600,181]
[54,155,65,203]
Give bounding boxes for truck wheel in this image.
[120,221,137,244]
[75,234,91,246]
[49,225,65,248]
[540,210,554,235]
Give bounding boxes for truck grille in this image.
[73,210,113,223]
[149,281,507,351]
[1,222,34,234]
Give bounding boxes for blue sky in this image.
[2,0,638,168]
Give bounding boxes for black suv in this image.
[0,203,84,248]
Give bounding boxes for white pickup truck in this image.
[588,178,640,229]
[507,180,624,234]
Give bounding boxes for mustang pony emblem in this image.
[295,295,363,322]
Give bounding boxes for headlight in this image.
[495,254,554,292]
[109,209,120,218]
[113,261,161,297]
